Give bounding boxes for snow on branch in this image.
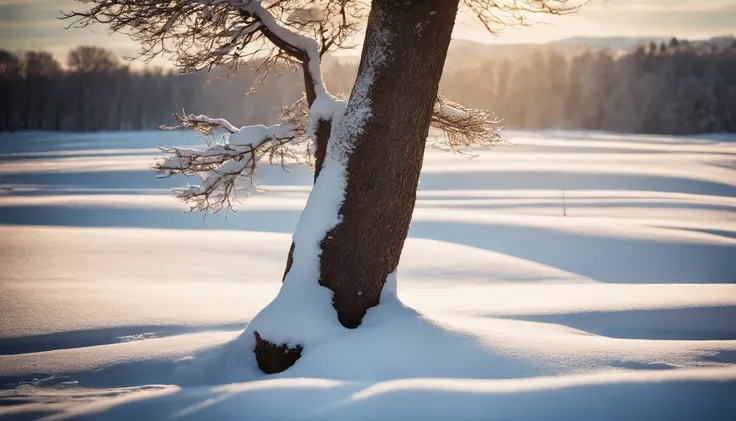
[155,94,497,213]
[430,95,504,155]
[154,100,309,213]
[162,113,242,135]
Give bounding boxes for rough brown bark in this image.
[298,54,332,181]
[312,119,332,180]
[320,0,460,328]
[259,0,460,372]
[253,331,303,374]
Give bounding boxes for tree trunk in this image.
[319,0,459,327]
[255,0,460,373]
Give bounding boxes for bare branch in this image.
[60,0,364,94]
[462,0,585,34]
[430,95,504,156]
[65,1,356,207]
[153,101,310,213]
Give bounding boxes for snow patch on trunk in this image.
[328,24,391,160]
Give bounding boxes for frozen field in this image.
[0,130,735,420]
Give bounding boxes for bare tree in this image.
[22,52,62,129]
[66,46,122,130]
[0,51,22,131]
[67,45,119,73]
[64,0,580,374]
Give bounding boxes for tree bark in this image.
[320,0,460,327]
[257,0,460,372]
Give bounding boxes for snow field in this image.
[0,130,735,419]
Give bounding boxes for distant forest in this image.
[1,37,735,134]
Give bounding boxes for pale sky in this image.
[1,0,735,67]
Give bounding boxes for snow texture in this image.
[157,120,298,201]
[327,12,391,161]
[434,101,470,120]
[228,123,295,147]
[0,129,735,420]
[307,94,346,140]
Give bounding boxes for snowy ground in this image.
[0,130,735,420]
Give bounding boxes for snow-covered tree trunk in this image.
[251,0,461,373]
[319,0,460,327]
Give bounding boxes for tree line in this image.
[1,39,735,134]
[0,46,302,132]
[441,38,736,134]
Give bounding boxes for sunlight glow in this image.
[0,0,734,67]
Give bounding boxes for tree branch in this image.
[462,0,584,34]
[154,102,309,213]
[430,95,504,155]
[62,0,363,181]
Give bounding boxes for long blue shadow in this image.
[408,221,736,284]
[0,206,299,232]
[0,323,247,356]
[2,204,734,284]
[499,306,736,341]
[418,171,736,197]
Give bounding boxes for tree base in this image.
[253,331,303,374]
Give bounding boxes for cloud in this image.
[581,2,736,34]
[0,0,48,5]
[1,19,58,28]
[587,0,736,12]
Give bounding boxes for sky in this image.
[1,0,735,67]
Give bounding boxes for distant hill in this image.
[548,35,736,51]
[330,35,736,69]
[547,36,669,50]
[439,35,736,69]
[444,39,588,70]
